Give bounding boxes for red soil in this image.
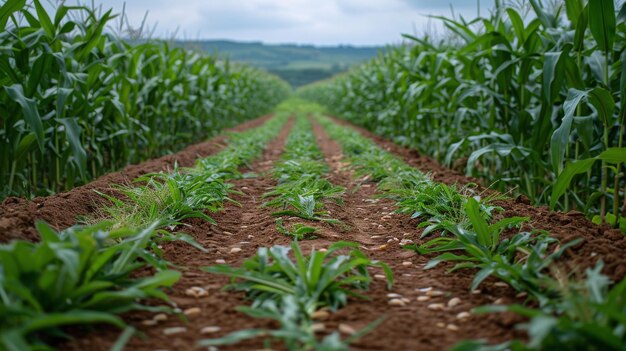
[1,114,624,350]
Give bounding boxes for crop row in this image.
[300,1,626,230]
[200,111,393,350]
[315,114,626,350]
[0,113,289,350]
[263,113,344,233]
[0,1,290,198]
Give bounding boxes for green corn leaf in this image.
[33,0,55,38]
[5,85,44,152]
[550,158,596,209]
[588,0,616,53]
[0,0,25,30]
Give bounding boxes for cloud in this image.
[50,0,487,45]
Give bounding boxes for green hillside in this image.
[175,40,385,87]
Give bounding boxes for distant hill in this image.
[175,40,385,88]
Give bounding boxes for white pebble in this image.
[448,297,461,307]
[312,310,330,320]
[163,327,187,335]
[417,296,431,302]
[153,313,168,322]
[387,293,403,298]
[183,307,201,317]
[374,274,386,280]
[456,311,471,320]
[388,298,406,306]
[402,261,413,267]
[446,324,460,331]
[494,282,508,288]
[200,326,221,334]
[426,290,445,297]
[339,324,356,335]
[427,303,445,310]
[230,247,242,254]
[417,287,432,293]
[141,319,157,326]
[215,259,226,264]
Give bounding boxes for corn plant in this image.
[263,114,344,223]
[301,1,626,230]
[315,114,498,232]
[96,114,289,230]
[415,197,581,305]
[202,241,391,350]
[206,241,392,314]
[0,221,180,350]
[451,262,626,351]
[0,0,290,199]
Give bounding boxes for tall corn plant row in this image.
[0,0,291,198]
[300,0,626,230]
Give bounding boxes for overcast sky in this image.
[56,0,485,46]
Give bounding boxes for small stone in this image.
[339,323,356,335]
[186,286,208,298]
[448,297,461,307]
[388,298,406,306]
[378,225,384,229]
[399,239,414,246]
[312,310,330,320]
[590,252,597,257]
[401,298,411,304]
[163,327,187,335]
[215,259,226,264]
[374,274,386,280]
[240,225,248,229]
[446,324,459,331]
[200,326,221,334]
[436,322,445,328]
[319,248,327,252]
[141,319,158,326]
[153,313,168,322]
[402,261,413,267]
[471,289,482,295]
[516,292,528,298]
[248,234,254,239]
[370,235,383,239]
[183,307,201,317]
[426,290,445,297]
[417,296,431,302]
[402,274,412,277]
[494,298,505,305]
[223,231,234,236]
[456,311,471,320]
[494,282,508,288]
[417,287,432,293]
[239,241,251,245]
[387,293,403,298]
[427,303,445,310]
[312,323,326,333]
[230,247,242,254]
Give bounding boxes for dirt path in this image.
[0,114,273,243]
[328,116,626,282]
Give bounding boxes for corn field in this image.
[0,0,290,198]
[300,0,626,230]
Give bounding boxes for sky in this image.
[55,0,486,46]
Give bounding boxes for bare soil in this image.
[2,114,624,351]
